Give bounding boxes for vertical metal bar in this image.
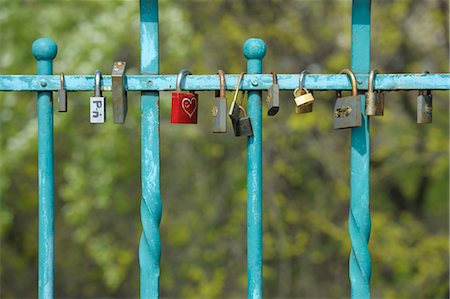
[243,38,266,299]
[32,38,57,299]
[349,1,371,298]
[139,0,161,298]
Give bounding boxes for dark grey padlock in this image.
[212,70,227,133]
[58,72,67,112]
[365,69,384,116]
[334,69,362,130]
[238,105,253,137]
[266,72,279,116]
[417,90,432,124]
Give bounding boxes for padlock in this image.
[417,90,432,124]
[266,72,279,116]
[212,70,227,132]
[293,70,314,113]
[238,103,253,137]
[58,72,67,112]
[334,69,362,129]
[111,61,127,124]
[171,69,198,124]
[90,70,106,124]
[365,69,384,116]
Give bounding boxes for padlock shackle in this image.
[94,70,102,97]
[60,72,65,91]
[340,68,358,96]
[229,72,246,116]
[299,70,309,91]
[368,69,379,93]
[176,69,193,92]
[271,71,278,84]
[217,69,225,98]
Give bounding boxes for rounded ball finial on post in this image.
[32,38,58,61]
[243,38,266,60]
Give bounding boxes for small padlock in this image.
[58,72,67,112]
[417,89,432,124]
[365,69,384,116]
[266,72,279,116]
[334,69,362,129]
[293,70,314,113]
[90,70,106,124]
[212,70,227,132]
[171,69,198,124]
[238,102,253,137]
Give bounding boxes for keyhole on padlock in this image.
[335,106,352,118]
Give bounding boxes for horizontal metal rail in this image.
[1,74,449,92]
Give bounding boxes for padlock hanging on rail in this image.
[58,72,67,112]
[229,72,253,137]
[111,61,127,124]
[211,70,227,132]
[90,70,106,124]
[266,72,279,116]
[417,71,432,124]
[293,70,314,114]
[171,69,198,124]
[333,69,362,130]
[365,69,384,116]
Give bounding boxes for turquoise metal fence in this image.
[1,0,449,299]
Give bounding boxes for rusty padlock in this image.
[333,69,362,129]
[293,70,314,113]
[171,69,198,124]
[212,70,227,132]
[365,69,384,116]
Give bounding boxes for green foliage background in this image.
[0,0,449,298]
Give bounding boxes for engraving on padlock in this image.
[90,70,106,124]
[212,70,227,132]
[365,69,384,116]
[229,72,246,136]
[171,69,198,124]
[238,104,253,137]
[293,70,314,114]
[333,69,362,130]
[58,72,67,112]
[266,72,279,116]
[417,90,432,124]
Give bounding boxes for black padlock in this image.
[266,72,279,116]
[334,69,362,130]
[229,72,246,136]
[238,104,253,137]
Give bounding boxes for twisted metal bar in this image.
[139,0,161,298]
[32,38,57,299]
[349,0,371,298]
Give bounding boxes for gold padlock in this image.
[293,70,314,113]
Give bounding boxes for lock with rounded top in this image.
[293,70,314,113]
[171,69,198,124]
[334,69,362,129]
[365,69,384,116]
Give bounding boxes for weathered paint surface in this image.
[244,38,266,299]
[32,37,57,299]
[139,1,161,298]
[1,74,449,91]
[349,1,371,298]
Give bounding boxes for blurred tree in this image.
[0,0,448,298]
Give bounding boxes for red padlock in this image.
[171,69,198,124]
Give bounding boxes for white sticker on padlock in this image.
[90,97,105,123]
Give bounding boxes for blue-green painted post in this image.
[32,38,57,299]
[139,0,161,298]
[243,38,266,299]
[349,1,371,298]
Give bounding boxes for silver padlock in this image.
[334,69,362,129]
[293,70,314,113]
[90,70,106,124]
[266,72,279,116]
[417,89,432,124]
[212,70,227,133]
[58,72,67,112]
[365,69,384,116]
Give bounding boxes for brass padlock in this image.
[417,89,432,124]
[212,70,227,132]
[229,72,246,135]
[266,72,279,116]
[365,69,384,116]
[58,72,67,112]
[334,69,362,129]
[293,70,314,113]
